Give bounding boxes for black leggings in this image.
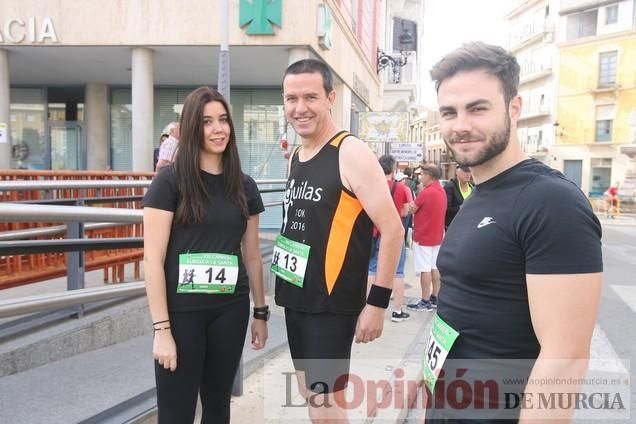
[155,297,249,424]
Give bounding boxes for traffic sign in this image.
[390,143,424,162]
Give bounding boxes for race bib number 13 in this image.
[270,234,310,288]
[177,253,238,294]
[423,313,460,392]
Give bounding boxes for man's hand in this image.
[251,319,268,350]
[354,304,385,343]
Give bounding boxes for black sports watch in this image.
[253,305,270,322]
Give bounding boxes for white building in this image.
[505,0,561,163]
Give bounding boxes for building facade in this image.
[0,0,384,172]
[505,0,561,163]
[0,0,386,228]
[553,0,636,196]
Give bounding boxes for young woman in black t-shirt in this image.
[142,87,268,423]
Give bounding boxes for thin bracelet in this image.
[153,326,171,332]
[153,319,170,326]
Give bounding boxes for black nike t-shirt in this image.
[437,159,603,360]
[141,166,264,312]
[426,159,603,422]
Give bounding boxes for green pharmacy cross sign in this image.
[239,0,282,35]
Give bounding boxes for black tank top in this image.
[274,131,373,314]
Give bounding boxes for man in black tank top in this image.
[274,59,404,422]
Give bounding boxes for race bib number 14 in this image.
[177,253,238,294]
[270,234,310,288]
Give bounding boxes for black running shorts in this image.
[284,308,358,394]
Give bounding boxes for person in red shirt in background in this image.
[407,164,447,311]
[368,154,413,322]
[605,181,620,218]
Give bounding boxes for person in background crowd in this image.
[401,167,418,245]
[156,122,180,170]
[407,164,447,312]
[605,181,620,218]
[368,154,412,323]
[443,163,474,229]
[154,133,169,171]
[403,167,419,196]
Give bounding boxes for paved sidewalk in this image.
[596,213,636,227]
[228,246,433,424]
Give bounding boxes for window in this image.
[595,104,615,143]
[590,158,612,196]
[598,51,618,87]
[393,18,417,52]
[605,5,618,25]
[596,120,613,142]
[566,9,598,40]
[350,0,358,34]
[9,88,47,170]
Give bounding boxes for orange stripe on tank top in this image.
[324,190,363,295]
[329,131,349,147]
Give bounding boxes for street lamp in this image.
[377,28,414,84]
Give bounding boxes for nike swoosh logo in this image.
[477,217,496,229]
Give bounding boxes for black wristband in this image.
[253,305,269,312]
[366,284,392,309]
[253,308,270,321]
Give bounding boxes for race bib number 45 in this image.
[423,313,460,392]
[177,253,238,294]
[270,234,310,288]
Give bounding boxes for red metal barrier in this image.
[0,170,153,289]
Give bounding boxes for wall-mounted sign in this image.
[317,4,333,50]
[358,112,409,143]
[390,143,423,162]
[0,17,58,44]
[239,0,282,35]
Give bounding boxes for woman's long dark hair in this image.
[173,87,248,225]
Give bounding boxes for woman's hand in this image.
[251,319,268,350]
[153,330,178,371]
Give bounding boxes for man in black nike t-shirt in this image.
[423,42,603,423]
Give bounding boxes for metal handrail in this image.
[0,222,127,241]
[0,202,284,223]
[0,178,287,191]
[0,238,143,255]
[0,203,142,223]
[0,282,146,319]
[0,180,151,191]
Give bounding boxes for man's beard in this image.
[446,113,511,168]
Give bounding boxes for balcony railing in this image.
[519,60,553,82]
[509,19,553,50]
[519,104,551,120]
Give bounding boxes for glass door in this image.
[49,121,83,170]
